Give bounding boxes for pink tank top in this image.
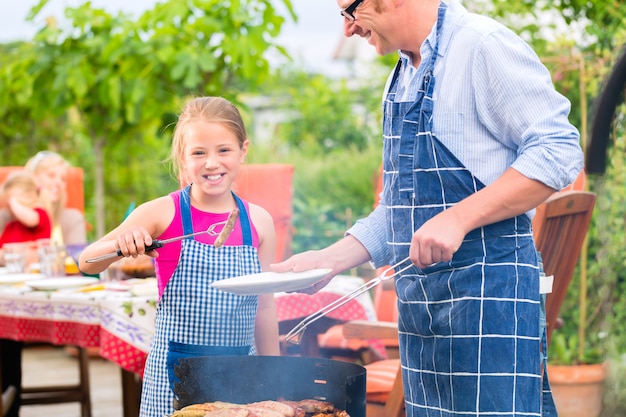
[153,190,259,296]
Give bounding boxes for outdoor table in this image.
[0,279,157,417]
[0,274,377,415]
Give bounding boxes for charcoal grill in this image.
[173,355,366,417]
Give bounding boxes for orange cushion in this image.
[365,359,400,404]
[317,324,397,359]
[317,324,371,351]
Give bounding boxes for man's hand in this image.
[270,249,337,294]
[410,209,465,268]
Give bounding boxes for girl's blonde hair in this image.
[169,97,247,186]
[0,171,40,208]
[24,150,69,225]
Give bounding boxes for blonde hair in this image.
[24,150,69,225]
[169,97,247,185]
[1,171,40,208]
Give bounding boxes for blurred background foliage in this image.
[2,0,626,412]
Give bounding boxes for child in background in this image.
[0,170,52,417]
[78,96,279,417]
[0,170,51,251]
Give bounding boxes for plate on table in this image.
[0,273,46,285]
[211,269,332,295]
[26,277,100,291]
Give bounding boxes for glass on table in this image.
[3,242,29,273]
[36,239,66,278]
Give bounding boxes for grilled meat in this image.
[214,209,239,248]
[291,400,335,414]
[171,399,349,417]
[205,409,251,417]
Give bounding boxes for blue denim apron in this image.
[381,4,557,416]
[139,186,260,417]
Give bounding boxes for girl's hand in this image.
[115,226,157,258]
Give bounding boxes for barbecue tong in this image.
[86,209,239,263]
[284,256,414,345]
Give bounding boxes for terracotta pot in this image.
[547,362,606,417]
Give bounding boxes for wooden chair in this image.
[0,165,92,417]
[532,190,597,343]
[343,320,404,417]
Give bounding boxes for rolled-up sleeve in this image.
[473,29,584,190]
[346,203,392,268]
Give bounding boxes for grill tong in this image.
[284,256,414,345]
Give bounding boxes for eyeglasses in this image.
[340,0,365,22]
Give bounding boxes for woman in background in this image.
[25,150,86,246]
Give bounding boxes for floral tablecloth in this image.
[0,282,158,377]
[0,275,378,375]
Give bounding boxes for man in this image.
[272,0,583,416]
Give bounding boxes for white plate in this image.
[211,269,332,295]
[26,277,100,291]
[0,273,46,285]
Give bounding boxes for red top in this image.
[0,207,52,247]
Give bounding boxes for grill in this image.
[172,356,366,417]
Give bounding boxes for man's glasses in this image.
[340,0,365,22]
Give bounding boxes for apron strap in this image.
[180,185,194,236]
[180,185,253,247]
[232,192,253,246]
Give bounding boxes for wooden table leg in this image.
[121,369,142,417]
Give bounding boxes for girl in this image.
[78,96,279,417]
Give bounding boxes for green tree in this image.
[0,0,295,236]
[471,0,626,50]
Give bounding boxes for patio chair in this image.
[342,320,404,417]
[532,190,597,344]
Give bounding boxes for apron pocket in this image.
[167,341,251,393]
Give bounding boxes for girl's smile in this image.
[183,120,248,203]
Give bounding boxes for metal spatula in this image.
[284,257,414,345]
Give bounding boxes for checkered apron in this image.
[139,186,260,417]
[382,4,556,416]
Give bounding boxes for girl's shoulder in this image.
[126,196,176,235]
[247,202,274,235]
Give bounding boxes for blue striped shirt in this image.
[348,0,584,267]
